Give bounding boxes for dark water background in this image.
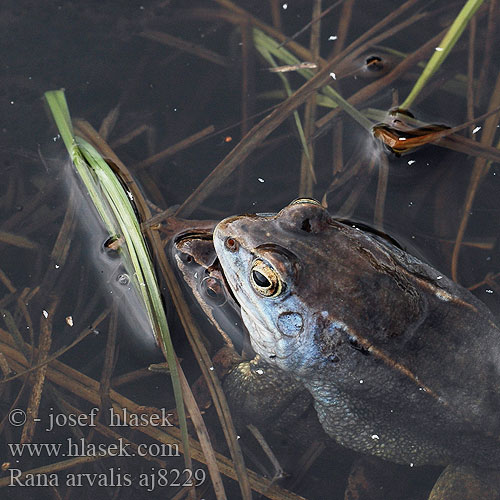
[1,1,500,499]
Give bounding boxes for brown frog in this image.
[172,229,327,444]
[211,198,500,498]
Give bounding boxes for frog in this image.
[172,228,329,446]
[211,198,500,499]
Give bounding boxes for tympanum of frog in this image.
[212,199,500,497]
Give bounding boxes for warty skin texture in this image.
[213,199,500,467]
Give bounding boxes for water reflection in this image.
[2,0,500,499]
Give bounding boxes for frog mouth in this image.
[250,338,288,361]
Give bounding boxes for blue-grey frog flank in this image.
[213,198,500,468]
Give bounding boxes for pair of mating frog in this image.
[172,198,500,499]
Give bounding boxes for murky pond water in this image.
[1,1,500,499]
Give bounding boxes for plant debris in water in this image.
[0,1,499,499]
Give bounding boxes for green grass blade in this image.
[44,91,117,232]
[44,90,74,152]
[44,90,190,465]
[401,0,483,109]
[321,83,374,131]
[253,27,373,131]
[253,28,317,81]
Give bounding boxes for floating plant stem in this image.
[44,90,191,468]
[257,43,314,171]
[253,27,373,132]
[401,0,484,109]
[321,83,374,132]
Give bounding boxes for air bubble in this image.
[117,273,130,285]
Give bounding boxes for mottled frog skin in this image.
[213,198,500,468]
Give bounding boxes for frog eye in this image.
[250,259,284,297]
[201,276,227,306]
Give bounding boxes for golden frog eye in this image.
[250,259,284,297]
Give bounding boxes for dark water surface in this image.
[1,1,500,499]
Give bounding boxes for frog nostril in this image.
[301,218,312,232]
[225,237,239,252]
